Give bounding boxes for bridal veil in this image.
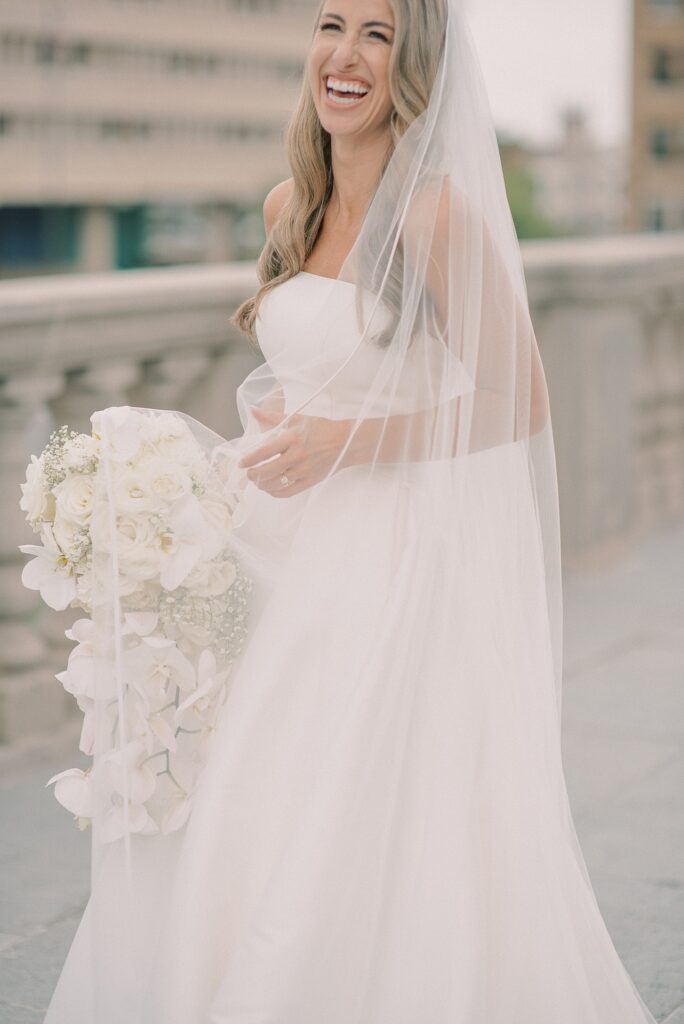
[68,2,631,1019]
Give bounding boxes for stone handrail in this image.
[1,234,683,744]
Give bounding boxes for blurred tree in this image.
[498,136,558,240]
[503,164,558,240]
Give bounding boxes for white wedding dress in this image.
[44,272,657,1024]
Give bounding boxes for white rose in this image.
[144,415,202,469]
[156,436,201,471]
[20,455,49,525]
[54,473,95,526]
[138,455,192,504]
[147,412,191,445]
[53,511,87,558]
[116,516,163,583]
[111,466,156,516]
[89,505,160,581]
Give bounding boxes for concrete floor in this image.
[1,523,682,1023]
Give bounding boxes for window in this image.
[0,206,80,270]
[651,128,670,158]
[652,47,684,83]
[647,205,665,231]
[650,0,684,11]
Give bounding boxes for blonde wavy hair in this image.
[231,0,448,348]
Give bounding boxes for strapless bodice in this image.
[254,272,472,419]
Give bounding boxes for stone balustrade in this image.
[524,233,684,564]
[1,234,683,745]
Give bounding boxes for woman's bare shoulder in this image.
[263,178,295,234]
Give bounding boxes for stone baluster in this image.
[537,296,642,569]
[183,334,262,440]
[0,373,68,744]
[650,298,684,526]
[50,361,142,435]
[129,350,215,412]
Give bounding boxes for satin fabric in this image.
[44,275,657,1024]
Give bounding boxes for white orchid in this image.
[160,792,193,835]
[100,801,159,843]
[128,700,178,755]
[71,685,116,757]
[64,617,98,649]
[46,767,95,829]
[77,699,96,756]
[90,407,143,463]
[158,750,202,834]
[22,407,251,845]
[19,544,76,610]
[158,493,225,591]
[175,649,228,729]
[123,636,196,709]
[103,740,157,805]
[57,618,117,702]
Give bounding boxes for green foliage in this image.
[502,164,558,241]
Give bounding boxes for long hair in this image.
[231,0,448,348]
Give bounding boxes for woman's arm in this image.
[240,180,550,494]
[342,180,550,467]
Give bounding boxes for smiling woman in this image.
[233,0,446,320]
[40,1,661,1023]
[313,9,394,113]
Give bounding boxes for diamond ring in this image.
[279,473,290,487]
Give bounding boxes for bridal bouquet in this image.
[19,407,251,842]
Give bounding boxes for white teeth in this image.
[328,92,364,105]
[326,76,370,95]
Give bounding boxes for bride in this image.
[43,1,658,1022]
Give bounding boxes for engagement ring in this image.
[279,474,290,486]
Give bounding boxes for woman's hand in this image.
[237,406,353,498]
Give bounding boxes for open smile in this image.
[323,75,371,108]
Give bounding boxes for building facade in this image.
[530,110,628,237]
[630,0,684,231]
[0,0,314,276]
[499,110,628,240]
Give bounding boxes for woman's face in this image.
[307,0,396,140]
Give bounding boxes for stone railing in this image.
[524,233,684,564]
[1,234,683,744]
[0,263,262,745]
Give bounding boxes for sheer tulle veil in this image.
[81,0,569,1014]
[225,0,562,705]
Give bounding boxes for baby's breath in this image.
[41,425,80,489]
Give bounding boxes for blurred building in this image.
[499,110,628,239]
[531,110,628,236]
[630,0,684,231]
[0,0,314,277]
